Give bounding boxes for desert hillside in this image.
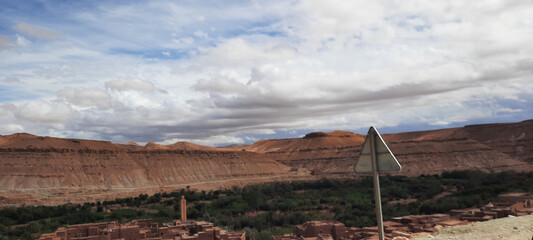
[1,120,532,206]
[243,130,367,175]
[244,120,533,176]
[0,134,301,206]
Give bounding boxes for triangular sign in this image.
[354,126,401,174]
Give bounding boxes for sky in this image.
[0,0,532,146]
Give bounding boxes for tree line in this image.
[1,170,531,240]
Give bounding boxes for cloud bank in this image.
[0,0,532,145]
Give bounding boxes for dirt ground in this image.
[414,215,533,240]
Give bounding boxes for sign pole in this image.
[355,126,401,240]
[370,133,385,240]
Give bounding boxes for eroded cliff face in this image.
[1,120,532,206]
[244,131,366,175]
[0,149,292,189]
[0,134,299,206]
[244,120,533,176]
[462,120,533,163]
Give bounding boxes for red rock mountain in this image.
[244,120,533,176]
[1,120,532,206]
[0,134,296,206]
[244,130,367,175]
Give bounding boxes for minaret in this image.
[181,195,187,222]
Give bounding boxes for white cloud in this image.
[160,134,245,147]
[13,22,63,40]
[0,0,532,145]
[0,35,14,50]
[194,15,205,22]
[2,77,22,83]
[431,121,450,126]
[0,103,16,116]
[57,87,119,109]
[195,38,295,67]
[497,108,523,113]
[193,30,208,38]
[105,79,157,93]
[14,100,79,123]
[0,124,24,133]
[15,35,30,46]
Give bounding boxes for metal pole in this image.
[370,133,385,240]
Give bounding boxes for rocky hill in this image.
[244,130,366,175]
[243,120,533,176]
[1,120,532,206]
[0,134,300,206]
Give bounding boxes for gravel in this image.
[413,215,533,240]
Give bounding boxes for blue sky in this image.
[1,0,532,146]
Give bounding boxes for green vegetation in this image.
[1,170,532,240]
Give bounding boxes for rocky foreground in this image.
[413,215,533,240]
[1,119,533,206]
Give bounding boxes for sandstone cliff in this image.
[244,130,366,175]
[243,120,533,176]
[0,134,299,206]
[1,120,532,206]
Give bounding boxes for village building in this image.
[39,193,533,240]
[38,219,246,240]
[39,196,245,240]
[272,196,533,240]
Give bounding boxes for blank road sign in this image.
[354,126,401,174]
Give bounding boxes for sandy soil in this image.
[414,215,533,240]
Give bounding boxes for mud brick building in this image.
[295,221,347,240]
[450,198,533,221]
[38,219,245,240]
[273,215,467,240]
[39,196,245,240]
[274,196,533,240]
[273,220,348,240]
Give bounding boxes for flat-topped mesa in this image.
[0,133,299,206]
[303,132,329,138]
[1,119,533,206]
[304,130,357,139]
[167,141,224,151]
[245,121,533,176]
[245,130,366,154]
[0,133,231,152]
[0,133,120,151]
[241,130,366,175]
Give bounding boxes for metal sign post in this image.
[370,133,385,240]
[355,126,402,240]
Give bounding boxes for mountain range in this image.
[1,119,532,206]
